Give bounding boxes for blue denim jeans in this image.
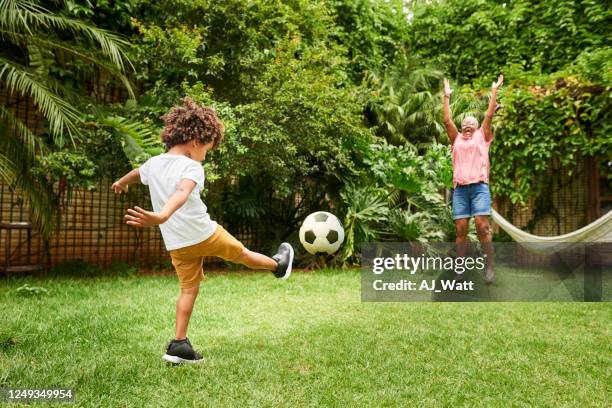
[452,182,491,220]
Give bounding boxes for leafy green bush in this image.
[388,210,445,243]
[31,151,97,190]
[340,184,390,263]
[328,0,412,83]
[339,142,455,263]
[492,68,611,204]
[408,0,611,82]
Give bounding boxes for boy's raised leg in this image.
[234,248,277,271]
[234,243,294,279]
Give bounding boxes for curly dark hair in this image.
[160,97,224,150]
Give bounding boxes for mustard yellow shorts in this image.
[168,225,245,289]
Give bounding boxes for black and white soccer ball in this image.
[299,211,345,255]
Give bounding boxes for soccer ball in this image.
[299,211,345,255]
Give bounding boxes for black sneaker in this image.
[162,338,203,364]
[272,243,294,279]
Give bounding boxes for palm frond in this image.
[0,56,81,143]
[26,43,53,76]
[0,130,55,238]
[388,209,445,244]
[1,31,135,98]
[0,0,132,72]
[0,0,137,238]
[96,115,163,164]
[340,184,390,262]
[0,106,42,158]
[0,151,17,182]
[368,59,444,149]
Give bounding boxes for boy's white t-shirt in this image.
[139,154,217,251]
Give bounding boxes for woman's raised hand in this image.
[443,78,452,96]
[492,74,504,90]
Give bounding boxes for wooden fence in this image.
[0,180,167,273]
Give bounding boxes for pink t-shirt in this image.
[451,128,491,187]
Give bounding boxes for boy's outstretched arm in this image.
[112,168,140,193]
[124,179,197,228]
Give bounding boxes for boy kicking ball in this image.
[111,97,294,364]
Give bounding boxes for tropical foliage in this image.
[339,142,455,263]
[366,58,445,150]
[492,53,612,204]
[0,0,134,235]
[1,0,610,260]
[408,0,611,82]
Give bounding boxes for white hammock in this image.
[491,209,612,255]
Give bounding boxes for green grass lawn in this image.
[1,269,610,407]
